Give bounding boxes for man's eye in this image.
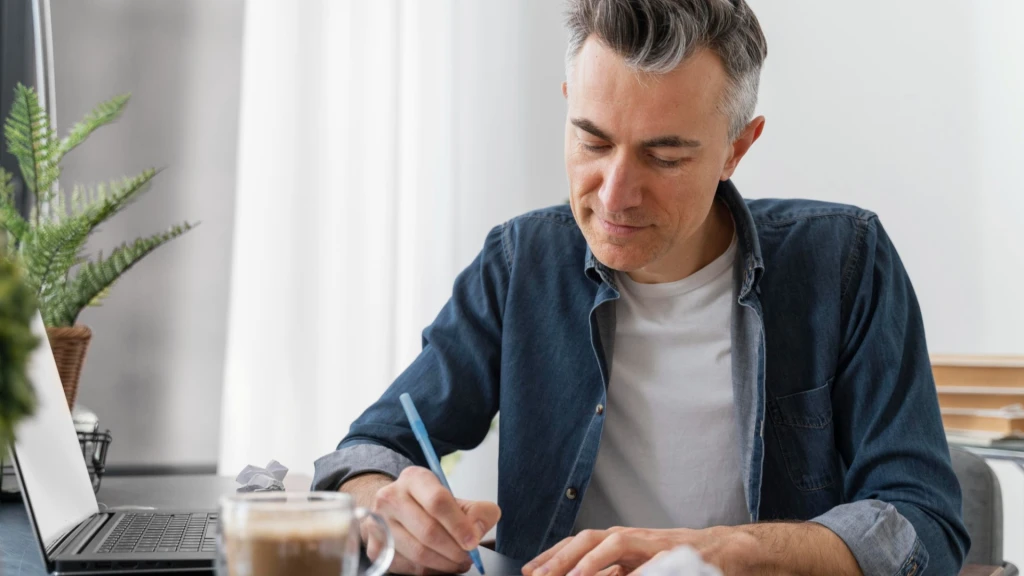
[650,155,683,168]
[582,143,610,152]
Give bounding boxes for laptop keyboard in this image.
[97,513,218,554]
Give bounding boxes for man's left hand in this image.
[520,525,762,576]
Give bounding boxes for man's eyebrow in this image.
[640,135,702,148]
[570,118,613,141]
[570,117,701,148]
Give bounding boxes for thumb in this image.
[457,499,501,540]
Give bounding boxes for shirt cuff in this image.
[810,499,928,576]
[311,443,417,491]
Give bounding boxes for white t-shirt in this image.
[574,234,749,531]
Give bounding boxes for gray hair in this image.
[565,0,767,140]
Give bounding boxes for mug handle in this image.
[356,507,395,576]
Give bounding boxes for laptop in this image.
[9,311,525,575]
[10,313,218,574]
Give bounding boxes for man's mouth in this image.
[596,216,647,238]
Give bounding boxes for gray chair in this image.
[950,445,1018,574]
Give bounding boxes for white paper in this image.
[235,459,289,492]
[642,546,722,576]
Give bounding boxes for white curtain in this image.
[219,0,456,476]
[219,0,568,477]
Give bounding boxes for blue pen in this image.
[399,393,486,575]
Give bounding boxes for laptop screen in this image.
[12,313,99,553]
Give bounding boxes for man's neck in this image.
[626,198,736,284]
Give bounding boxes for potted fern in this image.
[0,83,195,409]
[0,248,39,452]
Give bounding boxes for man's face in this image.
[564,37,749,278]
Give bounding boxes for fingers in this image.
[372,466,482,574]
[392,487,478,565]
[458,498,502,538]
[525,529,669,576]
[522,536,573,575]
[404,467,484,551]
[378,521,473,575]
[570,533,638,576]
[525,529,608,576]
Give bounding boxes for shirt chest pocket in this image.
[767,379,838,492]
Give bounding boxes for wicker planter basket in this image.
[45,325,92,409]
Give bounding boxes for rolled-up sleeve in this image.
[829,216,970,575]
[311,443,416,491]
[811,500,928,576]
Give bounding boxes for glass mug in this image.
[217,492,394,576]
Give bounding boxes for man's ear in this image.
[721,116,765,181]
[562,81,568,99]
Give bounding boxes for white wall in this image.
[51,0,243,468]
[741,0,1024,356]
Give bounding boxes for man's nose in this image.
[597,153,643,214]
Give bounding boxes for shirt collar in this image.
[582,179,764,297]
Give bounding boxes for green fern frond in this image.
[3,83,60,199]
[0,167,12,201]
[4,84,193,328]
[0,168,28,242]
[77,169,160,230]
[59,93,129,160]
[2,203,29,244]
[15,169,158,308]
[51,222,197,326]
[88,284,114,307]
[38,287,75,328]
[20,217,91,302]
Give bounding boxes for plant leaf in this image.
[0,168,28,242]
[0,167,13,201]
[55,222,197,326]
[59,93,130,160]
[3,83,60,198]
[78,169,160,231]
[87,284,114,307]
[19,216,91,305]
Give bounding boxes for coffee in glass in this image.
[217,491,393,576]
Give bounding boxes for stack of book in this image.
[932,356,1024,446]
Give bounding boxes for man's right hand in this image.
[340,467,502,575]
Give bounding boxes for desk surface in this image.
[0,475,1008,576]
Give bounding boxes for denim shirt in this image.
[312,180,969,575]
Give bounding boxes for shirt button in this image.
[595,404,604,415]
[565,488,578,500]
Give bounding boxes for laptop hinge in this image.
[46,526,77,558]
[50,513,111,557]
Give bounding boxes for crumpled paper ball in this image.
[643,546,722,576]
[235,460,289,492]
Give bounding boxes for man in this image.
[312,1,969,574]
